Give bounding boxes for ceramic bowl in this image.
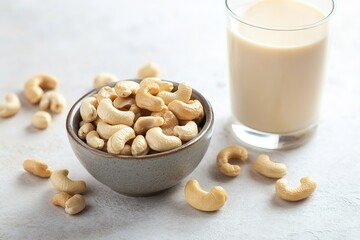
[66,79,214,197]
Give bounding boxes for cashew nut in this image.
[24,74,58,103]
[173,121,198,141]
[52,192,72,208]
[275,176,317,202]
[107,126,136,154]
[50,169,87,194]
[131,135,149,156]
[157,82,192,105]
[135,82,166,112]
[80,97,98,123]
[92,117,101,126]
[138,63,160,78]
[96,86,118,103]
[129,104,142,121]
[184,179,228,212]
[32,111,51,129]
[39,90,66,113]
[120,144,132,155]
[253,155,288,179]
[133,116,164,135]
[93,72,118,88]
[145,127,182,152]
[79,121,86,128]
[168,99,204,121]
[0,93,21,118]
[78,122,95,140]
[216,145,248,177]
[96,119,127,140]
[97,98,135,126]
[65,194,86,215]
[114,80,140,97]
[113,97,135,110]
[139,77,173,92]
[151,110,179,136]
[86,130,105,149]
[23,159,52,178]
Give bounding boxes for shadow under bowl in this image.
[66,79,214,197]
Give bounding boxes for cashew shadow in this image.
[270,194,309,208]
[248,168,276,186]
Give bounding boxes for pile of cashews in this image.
[0,73,67,130]
[79,76,204,155]
[183,145,317,212]
[23,159,87,215]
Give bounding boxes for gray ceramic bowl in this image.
[66,79,214,197]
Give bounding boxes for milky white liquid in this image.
[228,0,328,133]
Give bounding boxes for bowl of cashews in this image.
[66,78,214,196]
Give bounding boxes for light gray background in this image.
[0,0,359,239]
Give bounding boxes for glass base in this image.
[228,118,317,150]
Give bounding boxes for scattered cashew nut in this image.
[168,99,204,121]
[216,145,248,177]
[50,169,87,194]
[24,74,58,103]
[275,176,317,201]
[80,97,98,123]
[86,130,105,150]
[173,121,198,141]
[23,159,52,178]
[97,98,135,126]
[145,127,182,152]
[0,93,21,118]
[184,179,228,212]
[65,194,86,215]
[133,116,164,135]
[52,192,86,215]
[93,72,118,88]
[52,192,72,208]
[157,82,192,105]
[107,126,136,154]
[131,135,149,156]
[253,155,288,179]
[39,90,66,113]
[114,80,140,97]
[138,63,160,78]
[32,111,51,129]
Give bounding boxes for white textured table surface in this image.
[1,1,359,239]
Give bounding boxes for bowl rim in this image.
[66,79,214,161]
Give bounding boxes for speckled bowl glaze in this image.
[66,79,214,197]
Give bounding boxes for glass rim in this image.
[225,0,335,31]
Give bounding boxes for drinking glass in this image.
[226,0,335,149]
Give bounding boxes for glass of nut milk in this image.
[226,0,334,149]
